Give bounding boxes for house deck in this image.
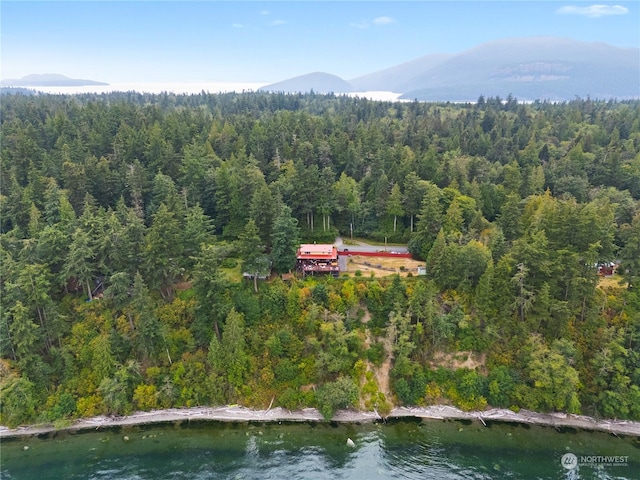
[296,244,340,277]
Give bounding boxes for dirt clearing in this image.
[342,255,424,277]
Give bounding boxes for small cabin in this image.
[296,244,340,277]
[597,262,616,277]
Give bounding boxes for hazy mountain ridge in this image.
[258,72,353,94]
[260,37,640,101]
[348,53,453,92]
[0,73,108,87]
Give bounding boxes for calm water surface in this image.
[1,418,639,479]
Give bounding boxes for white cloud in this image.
[350,16,396,29]
[261,10,270,16]
[556,4,629,18]
[373,16,395,25]
[232,23,243,29]
[349,20,370,29]
[269,19,287,27]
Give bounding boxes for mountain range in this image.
[0,73,108,87]
[260,37,640,102]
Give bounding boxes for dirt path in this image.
[361,308,371,324]
[375,334,393,402]
[359,307,394,410]
[359,329,373,410]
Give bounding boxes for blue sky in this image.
[1,1,638,83]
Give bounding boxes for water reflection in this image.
[1,419,638,480]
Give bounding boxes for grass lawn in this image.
[344,237,408,247]
[597,273,627,290]
[221,259,243,283]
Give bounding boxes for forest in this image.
[0,91,639,427]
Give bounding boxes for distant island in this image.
[259,72,354,95]
[260,36,640,102]
[0,73,108,87]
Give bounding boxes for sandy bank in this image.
[1,405,639,439]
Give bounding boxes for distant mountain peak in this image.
[259,72,353,94]
[0,73,108,87]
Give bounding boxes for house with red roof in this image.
[296,244,340,277]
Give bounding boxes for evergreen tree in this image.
[182,205,215,267]
[208,308,248,401]
[386,183,404,233]
[143,203,182,300]
[270,205,300,274]
[238,219,267,292]
[409,182,443,259]
[249,182,278,246]
[64,228,96,300]
[620,213,640,289]
[130,272,164,361]
[192,244,230,343]
[333,172,360,235]
[498,193,523,242]
[0,376,38,427]
[403,172,427,233]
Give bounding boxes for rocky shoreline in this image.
[2,405,639,439]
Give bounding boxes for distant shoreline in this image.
[2,405,639,439]
[0,83,405,101]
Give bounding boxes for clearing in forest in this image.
[343,255,424,277]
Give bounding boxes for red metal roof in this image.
[296,244,338,260]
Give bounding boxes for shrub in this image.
[315,376,359,420]
[52,392,77,420]
[366,342,385,366]
[133,384,159,411]
[393,370,428,406]
[0,377,38,427]
[221,258,238,268]
[278,387,307,410]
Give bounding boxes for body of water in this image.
[1,418,638,479]
[10,83,404,101]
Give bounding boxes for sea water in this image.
[1,418,638,479]
[16,83,404,101]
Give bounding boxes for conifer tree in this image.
[270,205,300,274]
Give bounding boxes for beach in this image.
[2,405,639,439]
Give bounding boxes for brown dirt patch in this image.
[430,351,487,374]
[376,334,393,401]
[359,327,394,411]
[174,281,193,291]
[344,255,424,277]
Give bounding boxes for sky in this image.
[1,1,638,84]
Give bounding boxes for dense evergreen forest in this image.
[1,91,639,427]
